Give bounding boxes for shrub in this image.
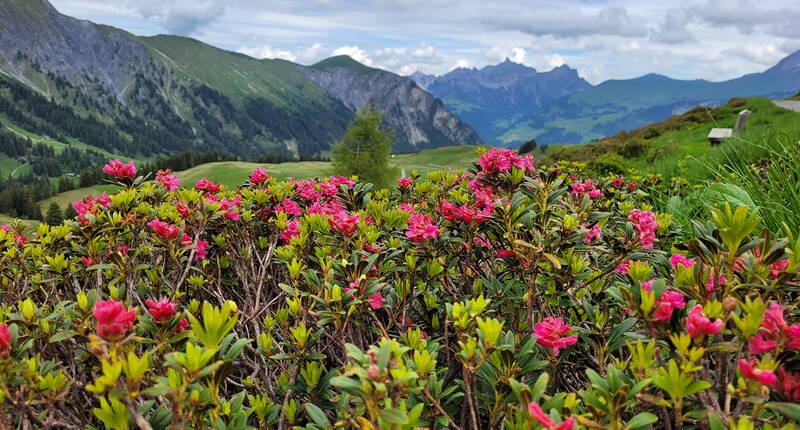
[0,153,798,429]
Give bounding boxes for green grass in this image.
[0,213,39,227]
[139,35,332,107]
[36,146,481,210]
[310,56,379,74]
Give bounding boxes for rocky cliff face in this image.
[300,60,483,152]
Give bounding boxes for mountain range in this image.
[411,52,800,146]
[0,0,481,160]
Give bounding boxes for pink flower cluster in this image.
[749,302,800,354]
[628,209,657,250]
[439,201,492,223]
[406,213,440,243]
[103,159,137,179]
[93,299,137,341]
[274,199,302,216]
[195,178,221,193]
[534,317,578,356]
[739,358,777,386]
[148,220,181,240]
[685,305,723,338]
[478,148,535,174]
[583,224,602,244]
[180,234,208,260]
[280,220,301,244]
[155,170,180,191]
[249,168,270,184]
[642,280,685,321]
[396,177,413,188]
[571,180,602,198]
[528,402,574,430]
[328,211,361,236]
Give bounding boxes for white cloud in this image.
[332,46,374,66]
[547,54,565,68]
[237,46,298,61]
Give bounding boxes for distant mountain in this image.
[301,57,482,150]
[0,0,480,160]
[413,53,800,146]
[410,59,591,146]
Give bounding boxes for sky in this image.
[49,0,800,84]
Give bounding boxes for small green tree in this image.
[332,106,396,188]
[64,204,78,220]
[45,202,63,225]
[58,176,74,193]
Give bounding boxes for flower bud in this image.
[722,296,737,312]
[367,363,381,380]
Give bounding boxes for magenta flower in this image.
[93,299,137,341]
[685,305,723,338]
[280,219,300,244]
[328,211,360,236]
[478,148,535,174]
[738,358,777,386]
[669,254,695,269]
[396,177,412,188]
[583,224,602,244]
[368,292,383,309]
[0,323,11,354]
[406,213,440,243]
[535,317,578,356]
[274,199,302,216]
[148,220,181,240]
[528,402,574,430]
[249,168,270,184]
[195,178,221,193]
[155,170,180,190]
[642,280,685,321]
[103,159,137,179]
[628,209,657,250]
[145,297,177,322]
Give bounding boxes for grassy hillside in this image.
[37,146,480,211]
[543,97,800,181]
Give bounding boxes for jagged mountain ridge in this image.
[410,59,592,146]
[413,53,800,146]
[0,0,481,158]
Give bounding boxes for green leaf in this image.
[329,376,363,395]
[767,402,800,421]
[703,183,755,209]
[304,403,330,428]
[625,412,657,429]
[380,408,409,425]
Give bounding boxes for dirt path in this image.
[774,100,800,112]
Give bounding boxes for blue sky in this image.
[49,0,800,84]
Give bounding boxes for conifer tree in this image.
[332,106,396,188]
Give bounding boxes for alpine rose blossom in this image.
[478,148,535,174]
[583,224,602,244]
[406,213,440,242]
[535,317,578,356]
[642,280,685,321]
[328,212,360,236]
[93,299,137,341]
[146,297,177,322]
[148,220,181,240]
[685,305,723,338]
[738,358,777,386]
[155,170,180,190]
[195,178,221,193]
[397,177,412,188]
[249,168,270,184]
[368,292,383,309]
[628,209,658,250]
[528,402,574,430]
[103,159,137,179]
[0,323,11,354]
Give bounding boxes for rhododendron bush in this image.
[0,147,798,429]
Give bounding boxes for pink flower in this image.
[195,178,221,193]
[535,317,578,356]
[174,318,189,334]
[93,299,137,341]
[280,220,300,243]
[102,159,137,179]
[571,180,602,198]
[81,256,95,266]
[738,358,777,386]
[145,297,177,322]
[397,177,413,188]
[274,199,302,216]
[398,203,416,214]
[628,209,657,250]
[329,211,360,236]
[479,148,535,174]
[328,176,355,188]
[249,168,270,184]
[224,211,240,221]
[749,333,778,354]
[787,325,800,351]
[627,181,638,192]
[155,170,180,190]
[669,254,695,269]
[769,260,789,279]
[368,292,383,309]
[583,224,602,244]
[176,201,191,218]
[762,302,788,335]
[406,213,440,243]
[497,249,514,258]
[685,305,723,338]
[776,368,800,402]
[148,220,181,240]
[195,240,208,260]
[615,260,632,276]
[642,281,685,321]
[0,323,11,354]
[528,402,574,430]
[611,178,624,188]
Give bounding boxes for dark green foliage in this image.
[45,202,62,225]
[518,138,537,154]
[57,176,74,193]
[332,106,396,188]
